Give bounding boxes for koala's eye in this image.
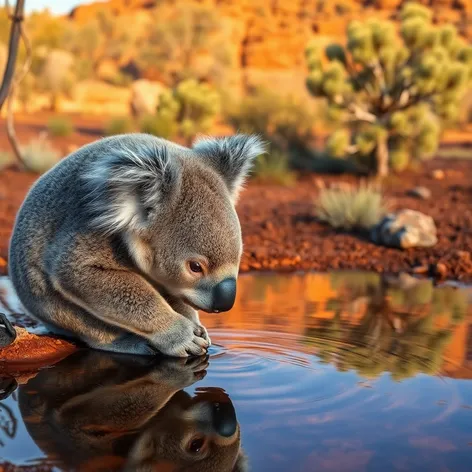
[189,261,203,274]
[188,436,206,454]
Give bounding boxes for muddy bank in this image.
[0,159,471,282]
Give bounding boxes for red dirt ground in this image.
[0,158,471,282]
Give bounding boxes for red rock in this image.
[0,327,77,375]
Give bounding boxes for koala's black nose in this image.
[211,400,237,437]
[211,278,236,313]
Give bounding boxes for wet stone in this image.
[371,209,438,249]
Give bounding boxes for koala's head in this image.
[124,387,246,472]
[84,134,266,313]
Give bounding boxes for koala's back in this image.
[9,135,165,303]
[9,140,95,302]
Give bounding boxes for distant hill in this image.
[69,0,472,72]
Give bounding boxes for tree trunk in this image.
[376,134,389,178]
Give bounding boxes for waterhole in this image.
[1,271,472,471]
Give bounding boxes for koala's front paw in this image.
[154,356,209,389]
[152,317,210,358]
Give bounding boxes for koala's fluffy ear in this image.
[193,134,267,203]
[83,141,180,234]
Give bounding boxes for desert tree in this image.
[137,3,231,87]
[306,3,472,176]
[35,49,75,111]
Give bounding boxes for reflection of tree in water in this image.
[0,462,55,471]
[305,273,469,381]
[0,377,18,448]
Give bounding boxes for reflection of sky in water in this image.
[189,349,472,472]
[0,396,45,465]
[1,272,472,470]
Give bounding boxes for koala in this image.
[9,133,265,357]
[18,350,247,472]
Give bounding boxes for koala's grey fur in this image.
[9,133,265,357]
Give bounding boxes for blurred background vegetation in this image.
[2,0,472,180]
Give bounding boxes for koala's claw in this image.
[195,325,212,346]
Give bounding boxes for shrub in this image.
[139,114,177,140]
[226,88,319,164]
[47,116,74,137]
[155,79,220,144]
[316,184,386,230]
[105,116,133,136]
[305,3,472,176]
[251,151,296,186]
[20,135,61,174]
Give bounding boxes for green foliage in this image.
[20,135,61,174]
[400,3,433,23]
[139,114,177,140]
[105,116,134,136]
[326,130,350,158]
[251,151,296,186]
[316,184,386,231]
[26,9,67,49]
[227,88,319,166]
[305,3,472,175]
[154,79,220,143]
[47,116,74,137]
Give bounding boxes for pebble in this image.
[412,264,429,274]
[429,262,448,279]
[407,186,432,200]
[455,250,471,262]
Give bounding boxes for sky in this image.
[25,0,92,15]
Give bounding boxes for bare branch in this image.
[0,0,26,111]
[347,103,377,123]
[6,21,32,170]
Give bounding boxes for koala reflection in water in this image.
[9,134,265,356]
[19,350,247,472]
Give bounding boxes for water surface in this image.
[1,272,472,471]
